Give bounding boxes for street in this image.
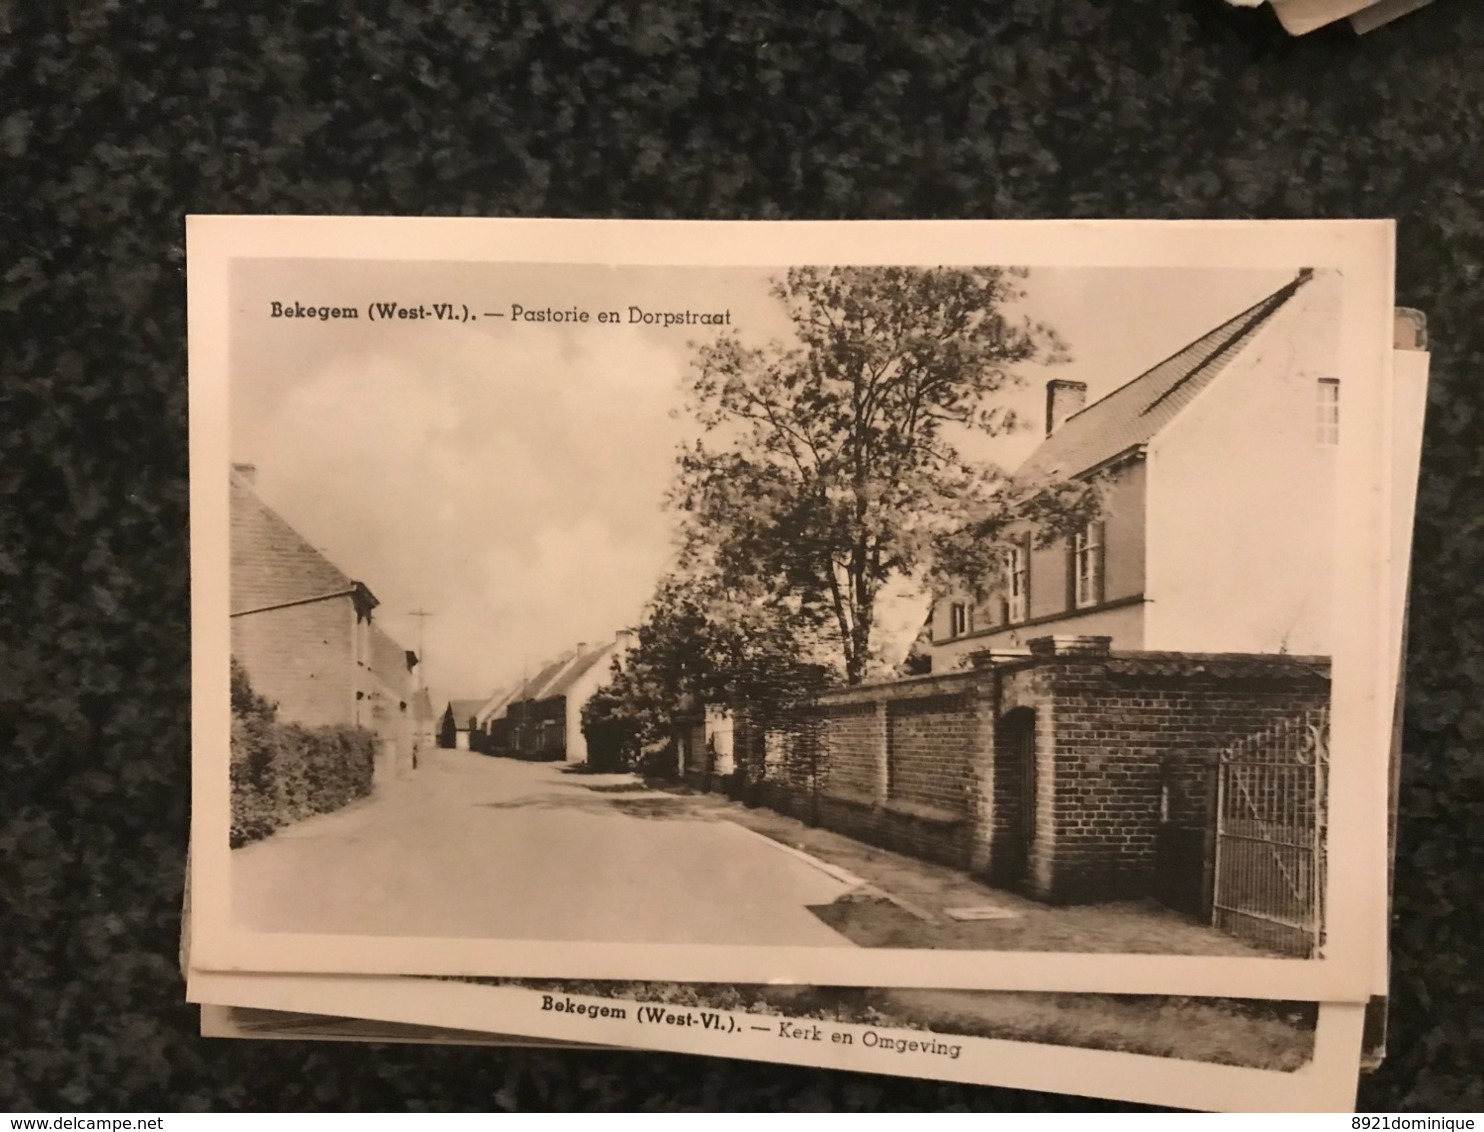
[230,749,856,947]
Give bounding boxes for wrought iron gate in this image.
[1212,706,1329,957]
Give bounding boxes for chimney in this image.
[1045,380,1087,436]
[232,462,257,484]
[1394,308,1428,351]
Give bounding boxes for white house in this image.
[927,268,1342,669]
[484,631,635,763]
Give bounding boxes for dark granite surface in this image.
[2,0,1480,1113]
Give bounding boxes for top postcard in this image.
[188,217,1395,999]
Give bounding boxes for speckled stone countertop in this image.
[2,0,1480,1112]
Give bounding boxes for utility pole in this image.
[409,608,434,689]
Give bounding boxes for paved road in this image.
[231,749,855,946]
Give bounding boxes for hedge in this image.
[229,659,377,848]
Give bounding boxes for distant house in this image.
[439,699,485,749]
[925,269,1341,670]
[229,465,419,784]
[470,684,520,752]
[483,633,632,764]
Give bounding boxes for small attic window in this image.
[949,602,969,637]
[1317,378,1340,445]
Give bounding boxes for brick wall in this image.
[1010,651,1331,904]
[885,693,973,815]
[818,702,879,801]
[736,671,982,868]
[725,644,1330,910]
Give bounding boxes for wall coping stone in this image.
[1028,634,1113,657]
[803,649,1330,709]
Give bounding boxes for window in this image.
[1005,541,1029,623]
[1073,522,1104,609]
[949,602,968,637]
[1317,378,1340,445]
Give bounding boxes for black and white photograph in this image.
[187,217,1393,997]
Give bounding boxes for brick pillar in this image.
[1024,690,1057,902]
[967,673,998,875]
[873,700,890,805]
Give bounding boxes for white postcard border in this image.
[186,970,1365,1114]
[188,217,1394,999]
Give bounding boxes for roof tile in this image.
[1016,270,1313,480]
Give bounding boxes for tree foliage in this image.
[589,265,1104,766]
[581,571,831,773]
[673,265,1094,683]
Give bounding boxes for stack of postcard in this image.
[183,217,1426,1112]
[1224,0,1434,35]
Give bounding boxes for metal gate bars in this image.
[1212,706,1330,957]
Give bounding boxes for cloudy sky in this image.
[230,259,1292,706]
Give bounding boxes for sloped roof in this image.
[475,685,517,726]
[369,622,412,682]
[521,653,580,701]
[231,472,358,613]
[541,642,615,698]
[445,699,484,725]
[1015,270,1313,481]
[483,656,572,718]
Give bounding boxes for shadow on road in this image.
[473,791,718,822]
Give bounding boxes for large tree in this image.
[674,265,1095,684]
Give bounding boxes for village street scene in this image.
[227,257,1341,976]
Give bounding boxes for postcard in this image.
[188,217,1394,997]
[189,971,1365,1113]
[198,1004,591,1050]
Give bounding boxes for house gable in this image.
[231,473,360,614]
[1015,270,1313,482]
[927,271,1313,666]
[446,699,484,728]
[541,642,613,701]
[1141,270,1342,655]
[368,623,415,704]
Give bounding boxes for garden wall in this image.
[716,637,1330,909]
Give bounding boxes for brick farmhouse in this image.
[230,465,422,785]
